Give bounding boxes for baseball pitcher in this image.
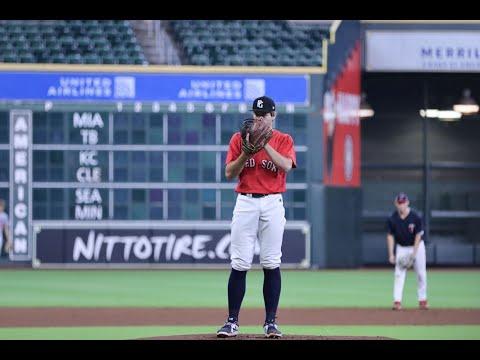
[216,96,296,338]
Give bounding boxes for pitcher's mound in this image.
[139,334,395,340]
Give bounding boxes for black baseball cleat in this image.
[216,321,239,338]
[264,322,283,338]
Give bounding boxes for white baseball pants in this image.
[230,193,286,271]
[394,241,427,302]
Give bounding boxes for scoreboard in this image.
[0,66,316,267]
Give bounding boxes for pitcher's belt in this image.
[240,193,279,198]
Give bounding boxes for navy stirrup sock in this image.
[227,268,247,323]
[263,267,281,324]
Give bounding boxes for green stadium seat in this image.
[100,20,115,27]
[83,20,99,26]
[84,53,100,64]
[56,27,71,37]
[23,26,38,37]
[3,53,19,62]
[125,43,142,52]
[118,55,134,64]
[19,53,35,63]
[26,32,42,41]
[0,20,147,64]
[102,24,117,34]
[76,36,91,46]
[51,53,66,63]
[191,54,210,66]
[36,51,51,63]
[42,33,57,43]
[41,26,55,37]
[166,19,328,67]
[8,25,23,35]
[92,37,109,48]
[113,49,128,58]
[87,26,103,37]
[70,23,85,35]
[0,43,14,52]
[101,55,116,64]
[66,53,83,64]
[46,41,62,52]
[13,41,30,52]
[59,35,75,44]
[97,49,113,60]
[134,58,146,65]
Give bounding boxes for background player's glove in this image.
[240,118,273,156]
[397,253,415,269]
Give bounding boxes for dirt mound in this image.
[138,333,395,340]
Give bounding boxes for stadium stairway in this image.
[130,20,181,65]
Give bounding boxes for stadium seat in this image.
[84,53,100,64]
[102,55,117,64]
[165,20,328,66]
[19,53,35,63]
[51,53,66,63]
[66,53,83,64]
[0,20,147,64]
[2,53,18,62]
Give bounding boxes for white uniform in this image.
[0,212,8,254]
[225,128,296,273]
[387,208,428,303]
[394,240,427,302]
[230,193,286,271]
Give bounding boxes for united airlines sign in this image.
[0,72,309,104]
[366,31,480,72]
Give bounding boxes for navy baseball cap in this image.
[395,192,409,204]
[251,96,276,113]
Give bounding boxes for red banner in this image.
[323,41,361,187]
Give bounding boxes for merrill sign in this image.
[366,31,480,72]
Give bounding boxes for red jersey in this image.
[225,129,297,194]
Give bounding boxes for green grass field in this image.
[0,269,479,339]
[0,325,479,340]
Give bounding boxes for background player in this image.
[216,96,297,338]
[386,192,428,310]
[0,199,12,257]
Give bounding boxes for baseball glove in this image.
[240,118,273,156]
[397,253,415,269]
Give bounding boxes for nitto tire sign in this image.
[9,110,32,260]
[34,226,309,267]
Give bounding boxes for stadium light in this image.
[419,109,462,121]
[419,109,439,118]
[437,110,462,121]
[358,93,374,118]
[453,89,479,115]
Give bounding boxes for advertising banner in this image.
[9,110,32,260]
[323,41,361,187]
[34,222,310,267]
[366,31,480,72]
[0,72,309,104]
